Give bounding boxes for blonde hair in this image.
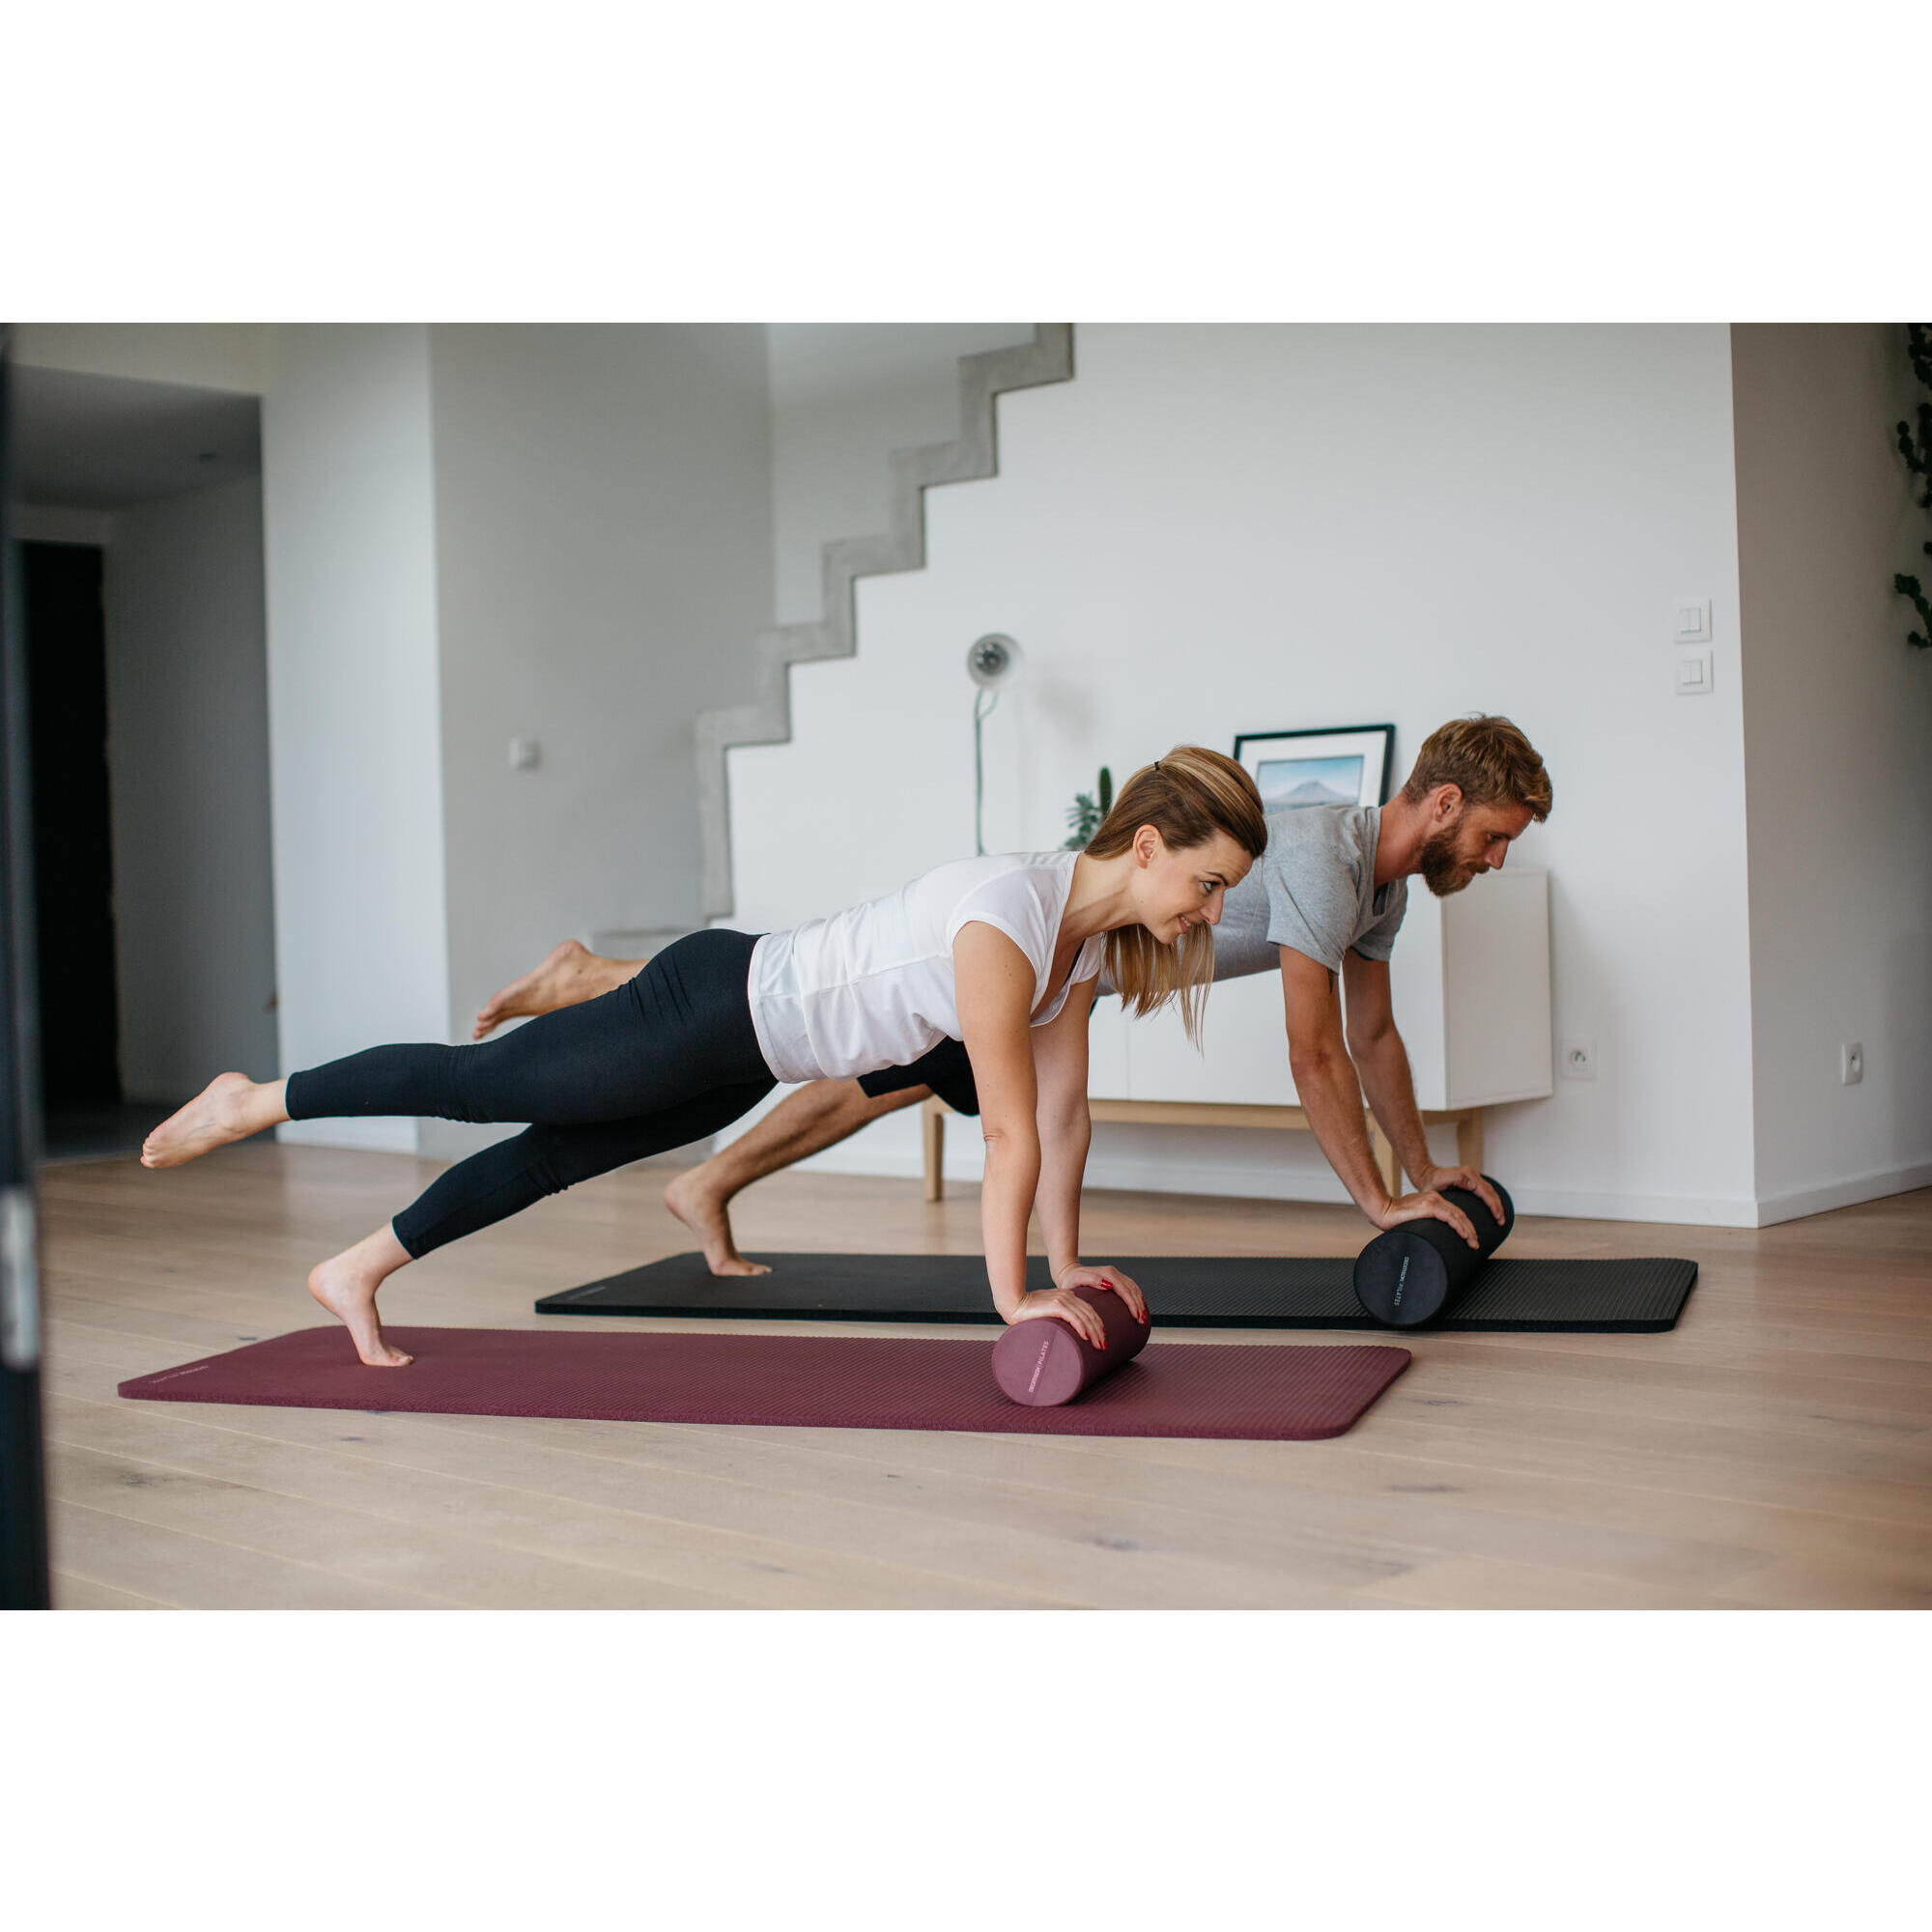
[1084,746,1267,1048]
[1401,715,1553,820]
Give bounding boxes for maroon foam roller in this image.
[117,1325,1409,1441]
[992,1284,1151,1406]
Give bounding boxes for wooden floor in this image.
[33,1142,1932,1609]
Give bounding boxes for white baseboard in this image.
[1751,1160,1932,1227]
[412,1117,692,1168]
[785,1140,1768,1227]
[278,1117,696,1169]
[276,1118,419,1155]
[1501,1184,1759,1228]
[417,1120,525,1161]
[274,1116,1932,1229]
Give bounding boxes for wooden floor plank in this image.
[44,1385,1064,1612]
[47,1500,456,1609]
[50,1571,178,1610]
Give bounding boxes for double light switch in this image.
[1674,598,1714,696]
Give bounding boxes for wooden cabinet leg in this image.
[1456,1110,1484,1175]
[1366,1117,1400,1198]
[923,1096,945,1204]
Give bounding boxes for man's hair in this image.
[1400,715,1552,821]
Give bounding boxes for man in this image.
[473,715,1552,1272]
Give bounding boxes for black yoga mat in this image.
[536,1250,1699,1333]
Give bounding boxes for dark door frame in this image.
[1,326,53,1610]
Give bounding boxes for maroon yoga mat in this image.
[117,1326,1410,1441]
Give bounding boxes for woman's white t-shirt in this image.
[746,851,1105,1085]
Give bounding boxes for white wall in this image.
[422,325,775,1158]
[704,325,1037,1164]
[1734,325,1932,1222]
[260,326,450,1153]
[724,325,1760,1225]
[102,476,277,1098]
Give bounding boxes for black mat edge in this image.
[536,1258,1699,1334]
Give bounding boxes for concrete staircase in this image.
[695,324,1074,919]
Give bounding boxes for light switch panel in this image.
[1673,599,1712,643]
[1675,648,1714,696]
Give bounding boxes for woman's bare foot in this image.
[141,1072,287,1169]
[664,1169,770,1276]
[308,1235,414,1368]
[472,939,639,1039]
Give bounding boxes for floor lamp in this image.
[967,632,1023,856]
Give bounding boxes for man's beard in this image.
[1417,828,1476,897]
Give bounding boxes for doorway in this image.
[21,541,127,1147]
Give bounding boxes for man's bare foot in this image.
[308,1252,414,1368]
[664,1168,770,1276]
[141,1072,284,1169]
[472,938,629,1039]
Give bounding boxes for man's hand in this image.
[1417,1164,1503,1225]
[1377,1189,1483,1249]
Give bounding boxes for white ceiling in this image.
[12,364,261,509]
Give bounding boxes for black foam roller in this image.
[1351,1177,1516,1327]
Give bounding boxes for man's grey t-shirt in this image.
[1210,805,1407,979]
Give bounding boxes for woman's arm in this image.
[953,923,1042,1321]
[953,924,1118,1348]
[1032,976,1149,1329]
[1030,976,1094,1282]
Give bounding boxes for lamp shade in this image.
[966,633,1023,692]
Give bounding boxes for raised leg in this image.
[142,1073,291,1168]
[472,941,646,1040]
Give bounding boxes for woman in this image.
[142,747,1267,1366]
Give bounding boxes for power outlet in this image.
[1560,1037,1596,1081]
[1841,1042,1863,1086]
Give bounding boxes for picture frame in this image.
[1232,724,1397,812]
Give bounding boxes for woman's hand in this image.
[1053,1262,1148,1325]
[1010,1261,1151,1346]
[1007,1286,1117,1349]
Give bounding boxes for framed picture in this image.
[1233,724,1397,812]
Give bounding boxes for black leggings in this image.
[285,928,775,1259]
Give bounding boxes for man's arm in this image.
[1279,946,1398,1221]
[1279,946,1482,1246]
[1339,952,1433,1186]
[1342,952,1502,1223]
